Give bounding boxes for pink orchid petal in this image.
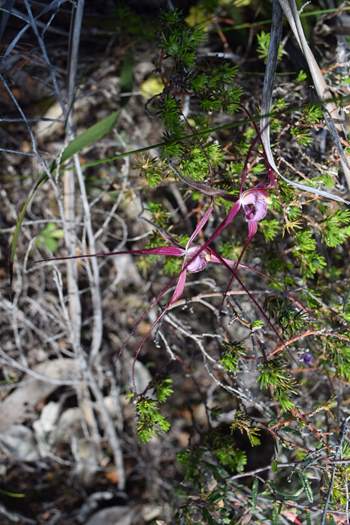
[208,252,233,266]
[206,252,221,265]
[222,200,242,229]
[187,206,214,248]
[169,269,187,304]
[185,246,209,273]
[208,254,241,269]
[247,221,258,239]
[38,246,185,263]
[140,246,185,256]
[208,252,267,278]
[180,200,241,275]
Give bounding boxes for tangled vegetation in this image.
[1,0,350,523]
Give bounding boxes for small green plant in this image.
[257,30,283,63]
[231,412,261,447]
[260,218,280,241]
[258,360,296,412]
[36,223,64,253]
[325,343,350,382]
[296,69,307,82]
[155,377,174,402]
[161,9,205,67]
[136,398,171,443]
[146,201,169,227]
[214,443,247,473]
[182,143,224,181]
[292,230,327,278]
[265,295,307,338]
[321,209,350,247]
[303,104,323,126]
[291,126,313,146]
[134,378,174,443]
[219,342,245,374]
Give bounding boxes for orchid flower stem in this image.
[219,237,252,310]
[240,105,271,169]
[208,246,283,341]
[239,120,267,192]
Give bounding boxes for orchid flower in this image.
[222,185,270,241]
[37,201,282,387]
[167,203,269,304]
[169,119,278,315]
[36,206,211,303]
[172,150,275,249]
[169,171,276,308]
[37,205,258,307]
[36,204,265,345]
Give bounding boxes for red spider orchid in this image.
[168,123,279,329]
[36,205,213,305]
[36,204,259,307]
[171,162,275,248]
[169,169,276,309]
[166,203,270,304]
[36,205,264,358]
[176,105,279,247]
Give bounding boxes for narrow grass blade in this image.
[60,111,118,164]
[260,0,350,204]
[278,0,350,186]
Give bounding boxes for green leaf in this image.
[296,70,307,82]
[271,459,278,473]
[251,319,264,331]
[297,471,314,503]
[60,111,118,164]
[36,223,64,253]
[322,209,350,247]
[257,30,283,63]
[0,488,26,498]
[155,378,174,403]
[251,478,259,510]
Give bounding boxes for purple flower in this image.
[172,171,273,243]
[302,352,313,366]
[240,189,268,239]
